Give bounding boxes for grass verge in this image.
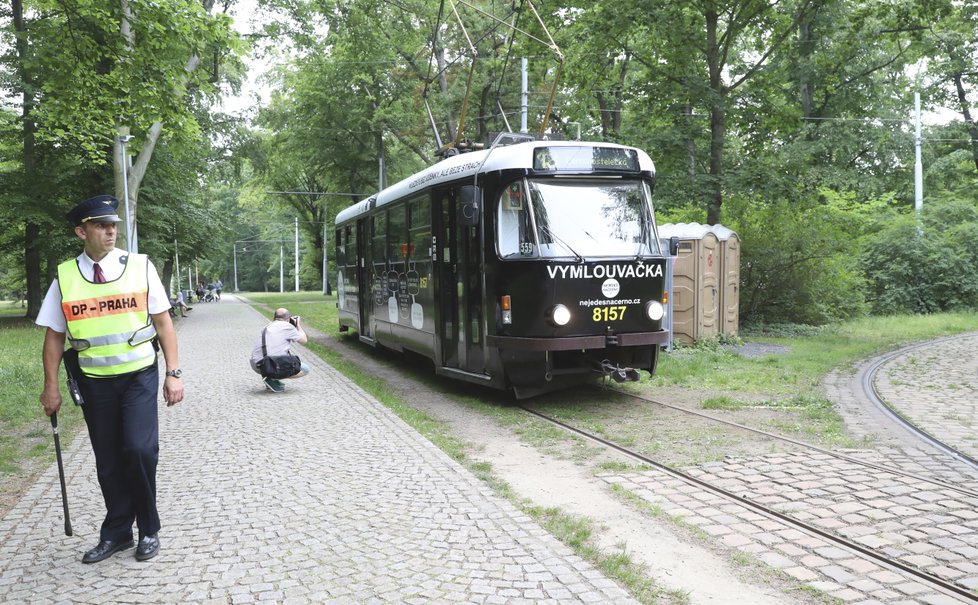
[0,318,83,508]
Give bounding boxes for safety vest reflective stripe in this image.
[79,349,156,367]
[81,327,156,348]
[58,254,156,378]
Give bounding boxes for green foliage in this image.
[861,200,978,314]
[727,191,877,324]
[28,0,236,161]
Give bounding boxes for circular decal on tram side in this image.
[601,278,621,299]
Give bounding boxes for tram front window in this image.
[523,179,659,258]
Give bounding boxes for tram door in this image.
[356,218,372,339]
[435,186,484,373]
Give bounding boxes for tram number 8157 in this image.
[592,306,627,322]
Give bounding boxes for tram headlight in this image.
[550,304,572,326]
[645,300,664,321]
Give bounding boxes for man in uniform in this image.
[37,194,184,563]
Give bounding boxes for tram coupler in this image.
[596,360,641,383]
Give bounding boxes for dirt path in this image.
[316,330,804,605]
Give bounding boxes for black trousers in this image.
[78,363,160,542]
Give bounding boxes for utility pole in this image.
[294,217,300,292]
[914,92,923,217]
[233,243,238,292]
[173,240,180,295]
[521,58,529,133]
[322,220,330,295]
[119,136,135,252]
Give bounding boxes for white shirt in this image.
[36,248,171,333]
[250,320,302,366]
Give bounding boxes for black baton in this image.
[50,412,72,536]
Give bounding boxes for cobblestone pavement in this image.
[0,297,636,605]
[600,334,978,605]
[874,334,978,461]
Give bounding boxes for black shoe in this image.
[82,538,134,564]
[135,534,160,561]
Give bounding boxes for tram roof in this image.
[335,140,655,225]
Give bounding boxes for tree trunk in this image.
[436,47,458,138]
[798,18,814,121]
[952,73,978,173]
[706,9,725,226]
[14,0,43,319]
[160,257,175,299]
[114,0,208,252]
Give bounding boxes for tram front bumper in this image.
[487,330,669,351]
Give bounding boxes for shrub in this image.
[861,201,978,314]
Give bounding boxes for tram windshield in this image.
[497,178,661,259]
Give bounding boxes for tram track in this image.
[598,387,978,500]
[516,403,978,603]
[860,335,978,473]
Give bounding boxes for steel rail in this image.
[519,405,978,603]
[860,336,978,474]
[601,387,978,499]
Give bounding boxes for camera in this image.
[289,315,300,327]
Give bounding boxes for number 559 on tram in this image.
[335,139,675,398]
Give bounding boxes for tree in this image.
[1,0,241,316]
[29,0,240,249]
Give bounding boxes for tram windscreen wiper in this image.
[537,223,585,262]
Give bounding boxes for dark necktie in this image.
[93,262,106,284]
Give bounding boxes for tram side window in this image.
[372,212,387,263]
[345,226,355,267]
[341,225,357,266]
[335,228,344,267]
[408,195,431,262]
[496,180,535,258]
[388,204,407,262]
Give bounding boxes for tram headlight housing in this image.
[550,304,572,327]
[645,300,664,321]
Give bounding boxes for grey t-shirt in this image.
[250,320,302,367]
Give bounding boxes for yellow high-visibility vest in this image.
[58,253,157,377]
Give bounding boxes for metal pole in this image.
[521,58,528,133]
[325,220,330,295]
[233,243,238,291]
[279,244,284,293]
[914,92,923,216]
[119,137,133,253]
[323,217,329,296]
[294,217,300,292]
[173,240,180,295]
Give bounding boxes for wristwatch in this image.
[165,369,182,378]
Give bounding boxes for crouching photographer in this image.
[249,308,310,393]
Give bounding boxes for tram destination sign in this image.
[533,146,640,173]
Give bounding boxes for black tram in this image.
[335,139,674,398]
